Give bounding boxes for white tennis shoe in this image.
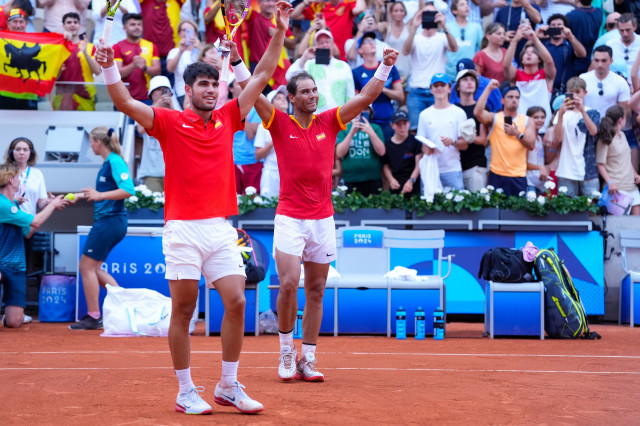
[278,346,298,381]
[175,386,212,415]
[214,381,263,414]
[296,352,325,382]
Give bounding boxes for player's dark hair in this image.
[599,105,624,146]
[593,45,613,59]
[62,12,81,24]
[547,14,568,27]
[183,62,219,86]
[5,137,37,166]
[287,71,316,96]
[122,13,143,25]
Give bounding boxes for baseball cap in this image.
[314,29,333,44]
[501,85,520,98]
[357,31,377,48]
[148,75,172,97]
[267,85,288,103]
[455,68,478,83]
[8,8,27,21]
[391,109,409,123]
[456,58,475,73]
[430,73,451,86]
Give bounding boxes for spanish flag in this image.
[0,31,73,99]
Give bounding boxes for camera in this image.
[422,10,437,29]
[544,27,562,37]
[315,48,331,65]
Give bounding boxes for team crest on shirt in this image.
[215,120,223,129]
[10,206,18,214]
[316,132,326,141]
[121,172,129,181]
[336,6,344,16]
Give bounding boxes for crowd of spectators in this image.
[1,0,640,212]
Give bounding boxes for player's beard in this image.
[191,94,217,112]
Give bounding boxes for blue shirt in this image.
[0,194,33,271]
[352,64,401,126]
[545,39,575,92]
[94,152,135,220]
[450,74,503,113]
[567,7,604,75]
[233,107,261,165]
[494,4,542,64]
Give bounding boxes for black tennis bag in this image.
[236,229,266,284]
[533,249,600,339]
[478,248,533,283]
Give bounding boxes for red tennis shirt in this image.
[147,100,244,221]
[265,107,346,220]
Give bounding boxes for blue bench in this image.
[484,281,545,339]
[619,230,640,327]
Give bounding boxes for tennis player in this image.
[94,1,292,415]
[231,44,399,382]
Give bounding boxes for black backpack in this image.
[236,229,266,284]
[533,248,600,339]
[478,248,534,283]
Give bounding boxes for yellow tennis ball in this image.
[64,193,75,201]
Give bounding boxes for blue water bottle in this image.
[433,308,444,340]
[395,306,406,339]
[414,307,425,340]
[293,309,303,339]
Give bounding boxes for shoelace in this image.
[185,386,206,402]
[280,349,295,369]
[303,354,319,372]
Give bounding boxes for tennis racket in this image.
[219,0,250,83]
[102,0,124,45]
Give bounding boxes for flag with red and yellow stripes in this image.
[0,31,73,99]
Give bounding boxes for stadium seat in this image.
[619,230,640,327]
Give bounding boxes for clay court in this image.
[1,321,638,424]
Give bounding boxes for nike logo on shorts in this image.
[326,253,334,257]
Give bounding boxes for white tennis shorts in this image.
[163,218,245,284]
[273,214,337,264]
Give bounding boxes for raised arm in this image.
[474,79,498,126]
[503,27,522,84]
[291,0,310,20]
[529,30,556,88]
[339,48,399,124]
[95,42,155,129]
[402,13,421,56]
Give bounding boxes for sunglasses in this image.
[598,81,603,96]
[606,22,616,29]
[624,48,629,61]
[460,28,465,41]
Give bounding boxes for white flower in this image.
[245,186,257,196]
[587,198,592,203]
[253,196,264,205]
[443,186,452,193]
[526,191,537,201]
[134,184,148,192]
[141,188,153,197]
[544,180,556,190]
[152,191,162,198]
[485,194,491,202]
[454,194,464,202]
[591,190,602,199]
[480,188,489,194]
[518,191,525,197]
[558,186,568,194]
[338,185,348,192]
[332,191,340,196]
[487,185,495,191]
[446,192,454,200]
[496,188,504,194]
[462,189,471,195]
[537,195,546,205]
[153,197,164,204]
[129,195,138,203]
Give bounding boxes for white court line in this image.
[0,366,639,375]
[3,350,640,360]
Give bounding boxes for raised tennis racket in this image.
[102,0,124,45]
[219,0,250,83]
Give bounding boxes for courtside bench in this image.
[484,281,545,339]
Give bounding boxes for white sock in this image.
[175,368,194,394]
[221,360,239,388]
[279,330,294,350]
[301,343,316,357]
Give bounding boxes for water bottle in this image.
[433,308,444,340]
[414,307,425,340]
[293,309,303,339]
[395,306,406,339]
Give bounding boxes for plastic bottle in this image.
[396,306,406,339]
[293,309,303,339]
[433,308,444,340]
[415,307,425,340]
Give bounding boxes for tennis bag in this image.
[236,228,266,284]
[478,248,534,283]
[533,249,601,339]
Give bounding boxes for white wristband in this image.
[231,61,251,83]
[102,64,121,85]
[373,63,392,82]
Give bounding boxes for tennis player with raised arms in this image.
[95,0,293,416]
[230,42,400,382]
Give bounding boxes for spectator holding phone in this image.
[286,29,355,113]
[493,0,542,63]
[382,110,423,196]
[403,2,458,131]
[345,12,390,69]
[538,14,586,96]
[335,106,386,195]
[167,20,201,107]
[596,105,640,216]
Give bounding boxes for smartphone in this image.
[315,48,331,65]
[185,27,194,46]
[565,92,574,108]
[544,27,562,37]
[504,116,512,125]
[360,110,370,123]
[422,10,437,29]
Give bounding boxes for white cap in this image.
[314,29,333,44]
[148,75,172,97]
[267,85,288,103]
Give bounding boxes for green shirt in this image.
[0,194,33,271]
[336,123,384,183]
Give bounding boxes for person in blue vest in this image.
[0,163,65,328]
[69,126,135,331]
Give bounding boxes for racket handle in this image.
[221,54,230,88]
[103,18,114,46]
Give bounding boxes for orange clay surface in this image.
[1,321,639,424]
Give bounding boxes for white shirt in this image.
[527,135,546,191]
[91,0,141,46]
[286,57,355,113]
[167,47,200,97]
[253,124,278,171]
[606,35,640,83]
[137,132,165,178]
[408,32,449,89]
[417,104,467,173]
[580,70,631,120]
[14,166,47,216]
[343,38,391,69]
[553,107,594,181]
